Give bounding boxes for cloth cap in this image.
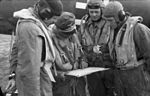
[55,12,76,33]
[87,0,105,8]
[103,1,124,18]
[40,0,63,16]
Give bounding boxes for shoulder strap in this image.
[52,36,69,63]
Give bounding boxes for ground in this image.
[0,34,12,92]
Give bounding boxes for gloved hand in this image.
[57,71,67,81]
[62,62,73,70]
[93,45,102,54]
[73,62,78,70]
[60,72,66,78]
[80,60,88,68]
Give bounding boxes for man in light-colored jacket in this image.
[103,1,150,96]
[6,0,63,96]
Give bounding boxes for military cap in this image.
[87,0,105,8]
[55,12,76,33]
[103,1,124,17]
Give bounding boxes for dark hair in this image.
[39,0,63,16]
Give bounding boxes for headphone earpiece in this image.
[118,10,126,21]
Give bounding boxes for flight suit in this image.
[79,15,114,96]
[51,31,86,96]
[10,8,55,96]
[109,16,150,96]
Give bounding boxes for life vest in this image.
[80,16,110,46]
[115,16,144,69]
[15,18,56,82]
[51,29,81,71]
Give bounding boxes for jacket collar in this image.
[86,17,106,28]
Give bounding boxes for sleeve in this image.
[9,40,18,74]
[17,21,43,77]
[133,23,150,71]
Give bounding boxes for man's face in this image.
[106,17,118,29]
[44,16,59,25]
[114,15,120,24]
[89,8,101,21]
[38,1,53,20]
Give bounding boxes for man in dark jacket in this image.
[50,12,87,96]
[78,0,114,96]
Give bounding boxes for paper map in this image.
[66,67,109,77]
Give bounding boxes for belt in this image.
[116,59,145,70]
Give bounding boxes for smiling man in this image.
[78,0,114,96]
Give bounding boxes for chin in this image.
[92,19,98,21]
[91,17,100,22]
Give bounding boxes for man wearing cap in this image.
[103,1,150,96]
[78,0,114,96]
[6,0,63,96]
[50,12,87,96]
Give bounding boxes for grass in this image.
[0,34,11,88]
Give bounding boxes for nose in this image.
[92,12,97,16]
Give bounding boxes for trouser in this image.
[114,65,150,96]
[87,56,114,96]
[87,72,106,96]
[104,70,115,96]
[53,76,86,96]
[87,70,114,96]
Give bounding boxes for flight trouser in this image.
[87,70,114,96]
[87,71,106,96]
[87,56,114,96]
[53,76,86,96]
[114,65,150,96]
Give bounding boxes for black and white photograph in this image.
[0,0,150,96]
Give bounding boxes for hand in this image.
[73,62,78,70]
[5,79,15,93]
[81,60,88,68]
[60,72,66,81]
[93,45,102,54]
[63,62,72,70]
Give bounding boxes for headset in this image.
[86,3,104,22]
[118,10,126,21]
